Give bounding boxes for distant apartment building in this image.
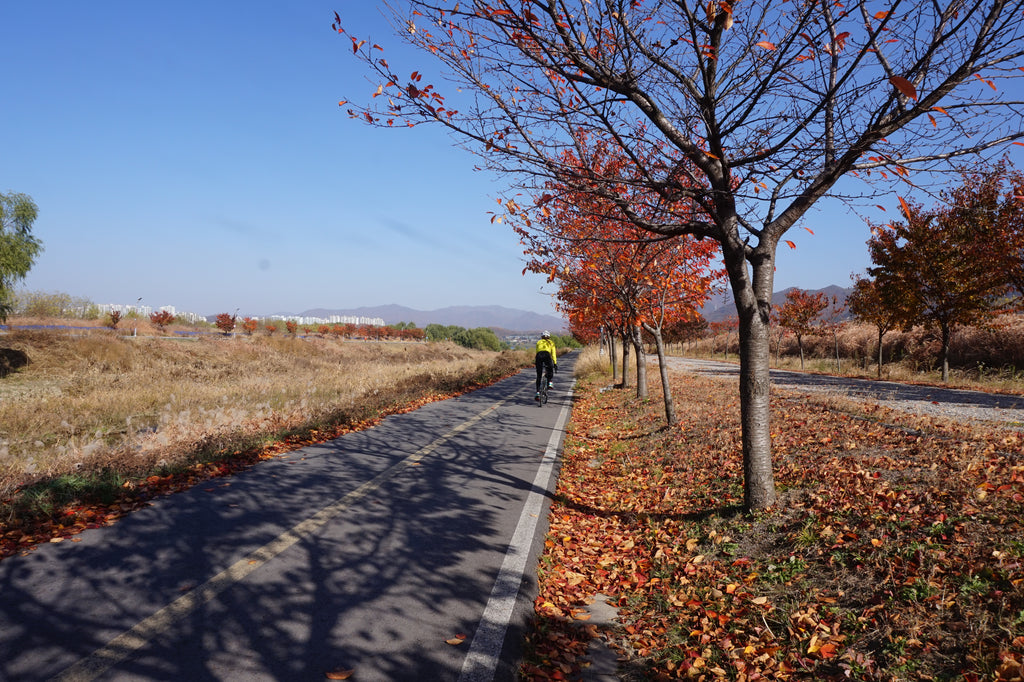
[267,314,386,327]
[93,304,384,328]
[96,303,204,324]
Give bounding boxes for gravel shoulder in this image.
[663,356,1024,427]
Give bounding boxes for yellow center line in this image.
[55,395,510,682]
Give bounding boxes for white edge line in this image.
[458,379,576,682]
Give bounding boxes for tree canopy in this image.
[336,0,1024,509]
[0,192,43,321]
[863,161,1024,380]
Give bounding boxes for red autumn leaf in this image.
[755,41,776,50]
[889,75,918,100]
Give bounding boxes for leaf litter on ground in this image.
[520,370,1024,681]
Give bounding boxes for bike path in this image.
[0,358,576,681]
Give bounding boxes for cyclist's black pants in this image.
[535,352,554,392]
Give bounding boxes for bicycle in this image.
[536,380,549,405]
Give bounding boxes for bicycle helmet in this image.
[542,330,550,338]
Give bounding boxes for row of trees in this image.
[337,0,1024,510]
[851,161,1024,382]
[211,313,428,341]
[767,161,1024,382]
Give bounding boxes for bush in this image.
[149,310,175,332]
[453,327,506,351]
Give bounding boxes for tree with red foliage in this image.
[848,275,911,378]
[336,1,1024,510]
[948,159,1024,301]
[516,143,721,423]
[776,290,828,370]
[819,296,848,373]
[866,173,1017,381]
[709,317,739,360]
[214,313,236,336]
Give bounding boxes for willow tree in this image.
[0,192,42,321]
[335,1,1024,510]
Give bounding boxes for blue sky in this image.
[3,3,1021,319]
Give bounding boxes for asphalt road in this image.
[664,356,1024,425]
[0,359,576,682]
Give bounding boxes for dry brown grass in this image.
[572,345,614,381]
[0,327,530,499]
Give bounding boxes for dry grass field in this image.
[0,322,530,529]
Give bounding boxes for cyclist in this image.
[535,331,557,400]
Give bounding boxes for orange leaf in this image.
[819,642,838,659]
[755,41,776,50]
[889,76,917,100]
[325,669,354,679]
[784,240,796,249]
[897,195,911,218]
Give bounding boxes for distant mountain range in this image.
[274,287,849,334]
[700,285,851,322]
[292,304,568,335]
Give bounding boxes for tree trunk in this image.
[797,334,805,370]
[940,322,951,383]
[646,323,677,425]
[632,324,648,400]
[609,333,618,382]
[621,332,631,388]
[876,327,884,379]
[724,238,778,512]
[834,333,841,373]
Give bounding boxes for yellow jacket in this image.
[535,338,557,365]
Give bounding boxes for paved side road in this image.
[663,356,1024,426]
[0,360,577,682]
